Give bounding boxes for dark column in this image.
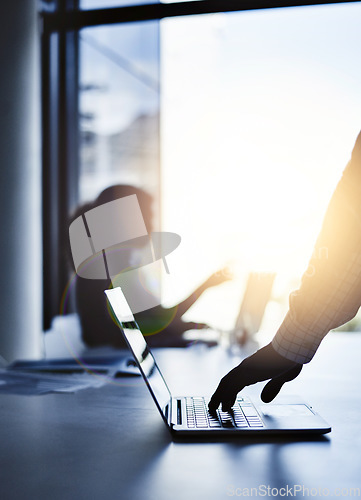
[0,1,42,362]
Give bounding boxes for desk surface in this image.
[0,332,360,500]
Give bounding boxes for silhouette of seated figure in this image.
[70,185,230,348]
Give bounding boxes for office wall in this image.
[0,1,42,362]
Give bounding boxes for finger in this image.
[221,384,245,412]
[208,364,246,412]
[221,396,237,413]
[209,384,245,413]
[209,392,236,413]
[208,392,221,412]
[208,385,227,412]
[261,364,303,403]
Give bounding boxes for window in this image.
[79,22,160,204]
[41,0,361,332]
[161,5,361,331]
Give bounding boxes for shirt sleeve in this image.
[272,131,361,364]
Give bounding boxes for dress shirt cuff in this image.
[271,312,325,364]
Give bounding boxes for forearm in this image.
[273,134,361,363]
[272,279,361,364]
[174,282,208,318]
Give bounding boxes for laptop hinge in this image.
[177,399,182,425]
[170,398,182,426]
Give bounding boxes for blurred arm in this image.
[174,269,231,318]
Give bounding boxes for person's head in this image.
[69,184,155,347]
[68,184,154,273]
[94,184,154,234]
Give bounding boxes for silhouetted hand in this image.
[208,343,303,412]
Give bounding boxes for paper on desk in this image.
[0,369,108,395]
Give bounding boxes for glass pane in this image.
[77,20,161,346]
[161,4,361,331]
[79,21,160,211]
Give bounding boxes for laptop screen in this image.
[105,288,172,421]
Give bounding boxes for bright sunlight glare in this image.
[160,4,361,329]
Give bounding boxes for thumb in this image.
[261,364,303,403]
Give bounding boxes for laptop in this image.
[105,287,331,436]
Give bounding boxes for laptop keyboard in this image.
[185,396,264,429]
